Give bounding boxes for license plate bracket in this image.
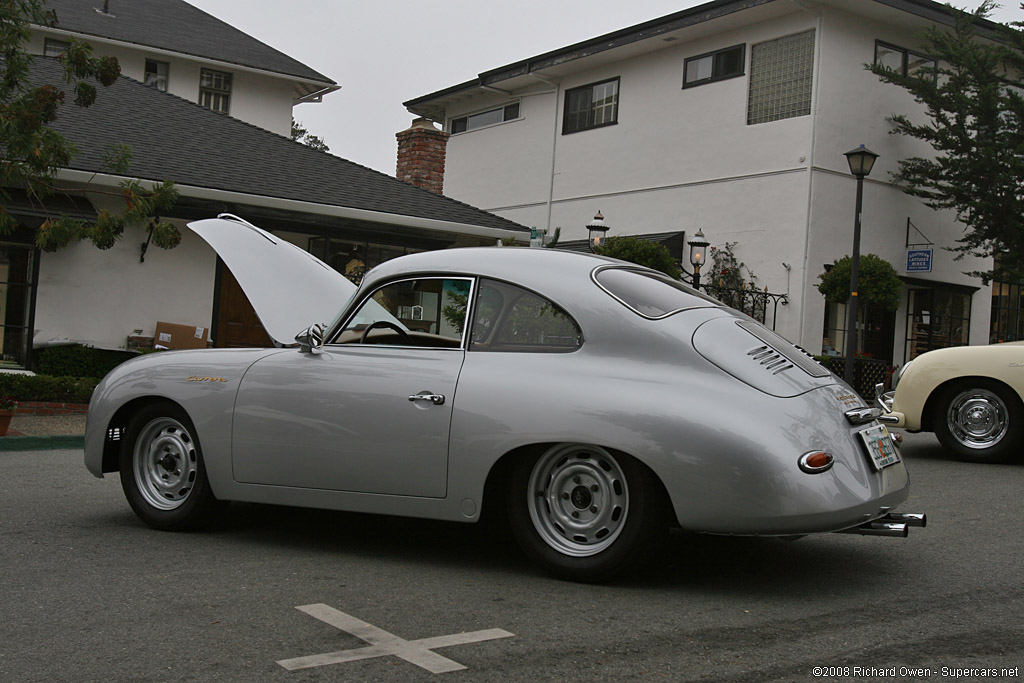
[859,424,901,471]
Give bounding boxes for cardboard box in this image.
[153,321,209,350]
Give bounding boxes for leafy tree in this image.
[594,235,682,279]
[291,118,329,152]
[1,0,178,251]
[871,1,1024,282]
[817,254,902,312]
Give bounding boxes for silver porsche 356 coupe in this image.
[85,215,923,580]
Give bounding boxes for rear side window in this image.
[470,279,582,352]
[594,267,719,319]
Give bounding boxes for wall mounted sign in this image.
[906,248,933,273]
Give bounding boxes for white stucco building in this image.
[405,0,1015,369]
[1,0,526,370]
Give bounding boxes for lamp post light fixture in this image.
[842,144,879,385]
[587,211,609,252]
[688,229,710,290]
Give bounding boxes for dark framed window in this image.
[307,237,422,287]
[0,244,38,369]
[450,102,520,134]
[43,38,70,57]
[562,78,619,134]
[683,44,745,88]
[144,59,169,91]
[747,30,815,125]
[905,286,972,361]
[874,41,936,79]
[199,68,232,114]
[470,279,582,352]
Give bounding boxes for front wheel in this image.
[933,380,1023,463]
[507,444,668,581]
[119,402,226,530]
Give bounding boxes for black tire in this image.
[932,379,1023,464]
[119,402,226,530]
[507,444,668,582]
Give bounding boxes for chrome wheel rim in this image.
[133,417,197,510]
[527,445,628,557]
[947,389,1009,450]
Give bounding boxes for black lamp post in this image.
[587,211,609,252]
[842,144,879,384]
[688,229,709,289]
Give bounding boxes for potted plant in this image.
[0,396,19,436]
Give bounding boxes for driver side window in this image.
[336,278,472,348]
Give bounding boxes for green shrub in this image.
[0,373,98,404]
[595,236,682,279]
[34,344,137,378]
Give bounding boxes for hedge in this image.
[34,345,138,379]
[0,373,98,404]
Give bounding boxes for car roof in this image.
[361,246,626,294]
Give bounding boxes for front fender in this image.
[84,348,288,490]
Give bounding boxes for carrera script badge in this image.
[186,376,227,382]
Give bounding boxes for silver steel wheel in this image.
[132,417,198,511]
[526,444,629,557]
[946,388,1009,450]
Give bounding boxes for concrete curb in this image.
[0,435,85,451]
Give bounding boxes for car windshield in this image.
[594,267,719,318]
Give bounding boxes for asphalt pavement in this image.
[1,432,1022,682]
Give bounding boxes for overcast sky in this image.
[184,1,1021,177]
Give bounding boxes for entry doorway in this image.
[213,260,274,348]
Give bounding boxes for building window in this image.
[450,102,520,134]
[44,38,70,57]
[308,237,423,287]
[905,286,972,361]
[683,44,745,88]
[991,278,1023,343]
[0,244,38,369]
[199,68,232,114]
[874,41,936,79]
[562,78,619,134]
[144,59,169,91]
[747,30,815,125]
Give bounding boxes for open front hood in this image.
[188,215,356,346]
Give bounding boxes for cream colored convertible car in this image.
[878,343,1024,462]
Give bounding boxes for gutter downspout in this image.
[789,0,824,350]
[527,72,561,233]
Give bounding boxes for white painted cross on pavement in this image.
[276,603,515,674]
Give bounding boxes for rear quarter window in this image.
[594,267,719,318]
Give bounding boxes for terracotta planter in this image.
[0,410,14,437]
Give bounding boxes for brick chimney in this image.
[396,118,449,195]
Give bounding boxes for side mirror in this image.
[295,323,326,354]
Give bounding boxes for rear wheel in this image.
[933,380,1023,463]
[507,444,667,581]
[119,402,226,529]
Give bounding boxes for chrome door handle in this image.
[408,393,445,405]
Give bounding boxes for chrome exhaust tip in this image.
[835,512,925,537]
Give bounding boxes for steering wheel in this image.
[359,320,412,345]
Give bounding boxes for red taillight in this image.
[798,451,834,474]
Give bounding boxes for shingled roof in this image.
[41,0,335,85]
[35,57,526,233]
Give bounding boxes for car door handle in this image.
[408,393,445,406]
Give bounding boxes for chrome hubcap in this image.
[133,417,197,510]
[527,445,628,557]
[947,389,1009,450]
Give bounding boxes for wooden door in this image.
[214,262,274,348]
